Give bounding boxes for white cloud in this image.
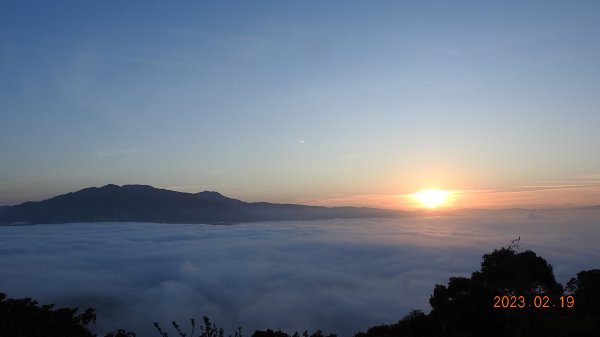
[0,210,599,336]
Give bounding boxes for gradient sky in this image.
[2,1,600,209]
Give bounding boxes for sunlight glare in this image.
[414,189,450,208]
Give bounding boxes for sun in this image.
[414,189,450,208]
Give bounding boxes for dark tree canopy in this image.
[565,269,600,334]
[0,293,136,337]
[355,246,600,337]
[0,293,96,337]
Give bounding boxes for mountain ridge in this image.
[0,184,401,225]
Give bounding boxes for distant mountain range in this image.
[0,184,402,225]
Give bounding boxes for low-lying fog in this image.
[1,208,599,337]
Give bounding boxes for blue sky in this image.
[2,1,600,208]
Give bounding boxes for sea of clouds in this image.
[1,209,599,337]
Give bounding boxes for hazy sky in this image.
[2,1,600,208]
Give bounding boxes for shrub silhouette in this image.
[153,316,336,337]
[153,316,242,337]
[105,329,137,337]
[251,329,337,337]
[251,329,290,337]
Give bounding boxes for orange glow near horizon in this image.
[291,184,600,211]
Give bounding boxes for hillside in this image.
[0,184,400,225]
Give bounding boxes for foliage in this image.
[565,269,600,335]
[105,329,137,337]
[354,242,600,337]
[154,316,241,337]
[0,292,135,337]
[0,292,97,337]
[251,329,337,337]
[153,316,336,337]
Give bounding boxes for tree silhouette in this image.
[564,269,600,335]
[0,292,135,337]
[355,244,600,337]
[0,292,96,337]
[428,247,564,337]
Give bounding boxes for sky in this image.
[1,211,599,336]
[2,1,600,209]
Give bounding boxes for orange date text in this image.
[493,295,574,309]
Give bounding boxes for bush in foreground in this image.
[153,317,336,337]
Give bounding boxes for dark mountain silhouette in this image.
[0,184,401,225]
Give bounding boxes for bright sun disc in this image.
[414,189,449,208]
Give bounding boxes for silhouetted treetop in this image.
[0,292,96,337]
[0,292,136,337]
[566,269,600,328]
[473,247,562,295]
[355,245,600,337]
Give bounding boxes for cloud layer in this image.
[1,209,599,336]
